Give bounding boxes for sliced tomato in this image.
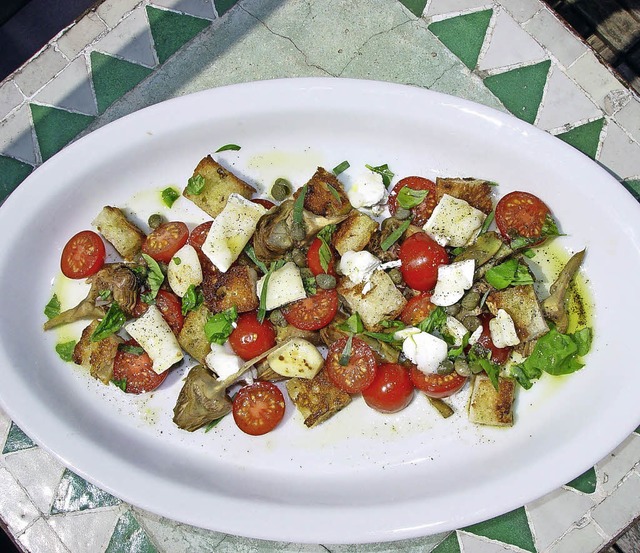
[388,177,438,226]
[252,198,276,210]
[410,366,467,398]
[188,221,212,251]
[229,311,276,361]
[113,340,168,394]
[142,221,189,263]
[282,289,339,331]
[400,292,436,326]
[399,232,449,291]
[307,237,336,276]
[232,381,285,436]
[60,230,106,279]
[475,313,512,365]
[495,191,550,242]
[133,289,184,335]
[325,337,378,394]
[362,363,414,413]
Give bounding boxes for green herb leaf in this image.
[112,378,127,392]
[450,247,465,256]
[380,319,406,330]
[337,312,364,334]
[91,302,126,342]
[521,248,535,259]
[293,184,307,225]
[55,340,76,362]
[215,144,241,152]
[571,327,593,356]
[142,253,165,299]
[468,346,501,390]
[161,187,180,208]
[397,186,428,209]
[302,275,317,295]
[521,326,589,377]
[363,331,402,346]
[447,332,470,360]
[316,226,335,273]
[510,363,541,390]
[417,306,447,334]
[204,307,238,345]
[332,160,350,175]
[140,292,156,305]
[479,210,494,234]
[380,218,411,251]
[509,214,564,249]
[118,343,145,355]
[339,334,353,366]
[44,294,61,319]
[243,244,268,274]
[365,163,394,187]
[98,289,112,301]
[181,284,204,315]
[186,174,206,195]
[485,259,534,290]
[326,183,341,201]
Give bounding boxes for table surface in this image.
[1,0,640,551]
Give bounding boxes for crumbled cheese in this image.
[338,250,383,294]
[401,330,448,375]
[205,342,243,380]
[489,309,520,348]
[430,259,476,306]
[468,325,483,346]
[444,316,469,346]
[423,194,486,247]
[342,168,386,209]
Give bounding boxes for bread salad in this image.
[43,148,592,436]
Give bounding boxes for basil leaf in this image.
[522,326,587,377]
[55,340,76,362]
[98,289,112,301]
[215,144,241,152]
[316,225,336,273]
[293,184,307,225]
[186,174,206,195]
[204,307,238,345]
[571,327,593,356]
[468,346,501,390]
[380,319,406,330]
[243,244,268,274]
[339,334,353,366]
[363,331,402,346]
[509,214,564,249]
[142,254,164,299]
[417,306,447,333]
[485,259,533,290]
[521,248,536,259]
[541,213,562,237]
[380,218,411,251]
[447,332,470,360]
[161,187,180,208]
[317,224,336,243]
[181,284,204,315]
[479,210,494,234]
[326,183,341,201]
[91,302,126,342]
[337,312,364,334]
[112,378,127,392]
[332,160,350,175]
[302,275,317,295]
[510,363,541,390]
[257,260,284,323]
[44,294,61,319]
[365,163,394,187]
[397,186,428,209]
[118,343,145,355]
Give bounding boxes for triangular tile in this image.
[91,52,153,114]
[484,60,550,124]
[49,508,123,553]
[427,0,493,18]
[598,120,640,179]
[478,8,546,71]
[566,466,597,493]
[30,104,94,162]
[50,469,121,514]
[2,422,36,454]
[459,531,520,552]
[429,10,492,70]
[555,118,605,160]
[214,0,240,16]
[0,105,37,164]
[147,6,211,64]
[0,156,33,201]
[463,507,536,553]
[151,0,216,20]
[636,424,640,433]
[106,510,158,553]
[432,531,461,553]
[398,0,428,17]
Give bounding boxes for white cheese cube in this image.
[489,309,520,348]
[125,305,183,374]
[431,259,475,307]
[201,193,266,272]
[256,261,307,311]
[205,342,243,380]
[167,244,202,297]
[402,331,448,375]
[342,168,386,209]
[423,194,486,247]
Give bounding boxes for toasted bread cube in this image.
[201,265,259,314]
[486,284,549,342]
[286,370,351,427]
[332,210,379,255]
[73,320,123,384]
[435,177,493,214]
[294,167,352,217]
[337,269,406,331]
[184,156,256,218]
[178,303,211,363]
[468,375,516,426]
[92,206,146,260]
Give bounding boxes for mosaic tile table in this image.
[1,0,640,551]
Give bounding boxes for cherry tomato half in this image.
[112,340,168,394]
[282,289,339,331]
[60,230,106,279]
[399,232,449,291]
[388,177,437,226]
[362,363,414,413]
[400,292,437,326]
[228,311,277,361]
[133,289,184,336]
[252,198,276,210]
[142,221,189,263]
[307,237,336,276]
[188,221,212,251]
[325,337,378,394]
[495,191,550,242]
[475,313,512,365]
[232,381,285,436]
[410,366,467,398]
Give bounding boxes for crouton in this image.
[332,210,379,255]
[201,265,259,314]
[468,375,516,426]
[286,370,352,427]
[178,303,211,363]
[73,320,123,384]
[294,167,352,217]
[92,206,146,260]
[435,177,493,214]
[184,156,255,218]
[486,284,549,342]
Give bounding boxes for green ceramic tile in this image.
[566,467,597,494]
[50,468,121,514]
[2,422,36,454]
[484,60,551,124]
[398,0,428,17]
[147,6,211,65]
[429,10,492,70]
[214,0,240,16]
[556,118,605,160]
[0,156,33,202]
[91,52,153,114]
[106,510,158,553]
[30,104,94,162]
[635,424,640,433]
[463,507,536,552]
[432,531,461,553]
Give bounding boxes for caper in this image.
[444,303,461,316]
[394,207,411,220]
[271,178,292,201]
[454,358,471,377]
[462,315,481,332]
[291,220,306,241]
[438,359,455,374]
[461,291,481,310]
[388,268,403,285]
[316,273,337,290]
[269,309,287,327]
[148,213,164,229]
[291,248,307,268]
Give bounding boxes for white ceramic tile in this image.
[0,468,41,534]
[523,7,588,68]
[4,448,66,513]
[56,12,108,59]
[18,517,69,553]
[598,121,640,180]
[96,0,145,28]
[0,80,24,121]
[496,0,541,23]
[527,488,596,551]
[0,105,38,165]
[604,89,632,116]
[458,531,518,552]
[33,57,98,116]
[615,95,640,139]
[478,8,546,72]
[567,50,628,111]
[425,0,492,19]
[150,0,215,19]
[591,472,640,536]
[535,65,600,131]
[0,407,11,457]
[49,507,123,553]
[546,520,605,553]
[92,7,158,68]
[12,45,68,98]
